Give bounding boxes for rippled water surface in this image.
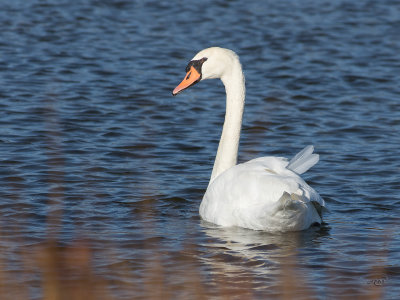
[1,0,400,298]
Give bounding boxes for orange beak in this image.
[172,66,201,96]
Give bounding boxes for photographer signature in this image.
[366,275,388,286]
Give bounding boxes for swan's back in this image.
[200,147,325,232]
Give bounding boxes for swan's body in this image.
[173,47,325,232]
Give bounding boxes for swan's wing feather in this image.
[289,145,314,164]
[287,145,319,174]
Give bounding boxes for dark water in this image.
[1,0,400,298]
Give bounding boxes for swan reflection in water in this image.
[198,220,330,283]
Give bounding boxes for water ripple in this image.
[1,0,400,298]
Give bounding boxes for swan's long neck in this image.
[210,61,245,183]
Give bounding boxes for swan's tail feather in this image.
[287,145,319,174]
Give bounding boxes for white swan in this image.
[173,47,326,232]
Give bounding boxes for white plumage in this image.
[173,47,326,232]
[201,147,324,231]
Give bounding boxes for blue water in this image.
[1,0,400,298]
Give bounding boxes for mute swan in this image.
[172,47,325,232]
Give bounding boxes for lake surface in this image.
[1,0,400,298]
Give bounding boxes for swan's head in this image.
[172,47,239,96]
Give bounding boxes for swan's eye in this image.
[199,57,208,64]
[185,57,208,74]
